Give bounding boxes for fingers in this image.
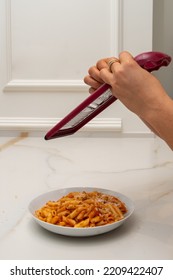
[83,74,103,93]
[100,68,114,86]
[84,59,108,91]
[96,58,110,70]
[88,66,103,83]
[107,52,134,74]
[84,67,103,88]
[107,58,120,72]
[84,53,134,92]
[100,52,135,82]
[119,51,134,62]
[99,56,121,85]
[84,57,116,91]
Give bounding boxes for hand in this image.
[84,57,112,93]
[84,51,168,119]
[84,51,173,149]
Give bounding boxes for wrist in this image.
[143,96,173,149]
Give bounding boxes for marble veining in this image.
[0,134,173,259]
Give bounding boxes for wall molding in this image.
[110,0,123,54]
[3,79,88,92]
[0,117,122,132]
[3,0,122,93]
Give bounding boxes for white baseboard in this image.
[0,117,122,132]
[0,117,154,138]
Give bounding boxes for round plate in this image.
[28,187,134,237]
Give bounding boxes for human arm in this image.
[84,51,173,149]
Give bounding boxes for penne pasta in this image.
[35,190,127,228]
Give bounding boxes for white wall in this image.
[0,0,153,135]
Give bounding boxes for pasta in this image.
[35,191,127,228]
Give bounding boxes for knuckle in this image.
[88,66,96,75]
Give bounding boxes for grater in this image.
[45,51,171,140]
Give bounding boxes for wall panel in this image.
[0,0,153,134]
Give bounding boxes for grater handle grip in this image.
[134,51,171,72]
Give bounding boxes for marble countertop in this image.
[0,133,173,260]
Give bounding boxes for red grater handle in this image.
[45,51,171,140]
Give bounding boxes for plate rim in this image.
[28,187,134,236]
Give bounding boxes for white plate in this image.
[29,187,134,237]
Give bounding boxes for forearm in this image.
[142,95,173,149]
[140,117,162,137]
